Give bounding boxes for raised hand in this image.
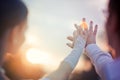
[86,21,98,46]
[67,19,98,49]
[67,24,78,48]
[67,24,88,48]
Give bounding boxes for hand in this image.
[86,21,98,46]
[66,24,78,48]
[67,19,98,48]
[67,24,88,48]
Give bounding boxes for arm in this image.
[41,23,88,80]
[41,36,86,80]
[81,20,114,78]
[86,44,113,78]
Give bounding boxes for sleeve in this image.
[63,36,86,69]
[85,44,113,78]
[40,36,86,80]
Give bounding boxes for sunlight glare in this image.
[26,48,52,65]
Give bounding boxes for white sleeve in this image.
[40,36,86,80]
[86,44,113,78]
[63,36,86,69]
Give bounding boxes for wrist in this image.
[73,36,86,49]
[86,43,96,48]
[86,41,96,47]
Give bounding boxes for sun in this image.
[26,48,52,65]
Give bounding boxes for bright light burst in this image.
[26,48,53,65]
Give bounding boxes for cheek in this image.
[18,30,26,47]
[19,26,27,45]
[20,32,25,44]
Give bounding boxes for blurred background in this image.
[3,0,109,80]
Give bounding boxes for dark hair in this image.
[108,0,120,36]
[0,0,28,61]
[0,0,28,37]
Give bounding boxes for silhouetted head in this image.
[0,0,28,61]
[106,0,120,57]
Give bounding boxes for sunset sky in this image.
[22,0,108,71]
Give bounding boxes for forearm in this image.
[41,36,86,80]
[41,62,73,80]
[63,36,86,69]
[86,44,113,78]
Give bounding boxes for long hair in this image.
[108,0,120,36]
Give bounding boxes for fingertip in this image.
[67,36,69,39]
[66,43,70,46]
[90,21,93,24]
[90,20,93,23]
[95,24,98,29]
[90,21,93,26]
[66,43,73,48]
[74,24,77,26]
[89,21,93,31]
[95,24,98,27]
[94,24,98,35]
[74,24,79,30]
[66,43,69,45]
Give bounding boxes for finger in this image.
[93,25,98,35]
[77,26,80,35]
[73,30,77,46]
[89,21,93,32]
[74,24,80,35]
[81,30,85,35]
[66,43,73,48]
[78,25,83,35]
[73,30,78,38]
[73,30,77,36]
[67,36,74,41]
[84,26,88,35]
[84,29,88,36]
[84,27,88,32]
[74,24,79,30]
[79,25,82,31]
